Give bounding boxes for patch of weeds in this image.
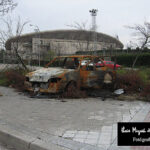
[116,70,144,93]
[116,68,150,99]
[138,68,150,84]
[0,72,9,86]
[116,68,128,75]
[0,67,30,92]
[141,84,150,99]
[5,71,26,91]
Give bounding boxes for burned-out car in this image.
[25,55,116,93]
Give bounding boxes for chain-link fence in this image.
[0,50,70,71]
[0,50,55,65]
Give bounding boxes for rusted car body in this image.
[25,55,116,93]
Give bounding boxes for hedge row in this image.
[113,53,150,67]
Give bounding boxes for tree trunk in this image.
[132,50,142,69]
[132,38,148,69]
[14,48,28,70]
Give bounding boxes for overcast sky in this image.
[3,0,150,48]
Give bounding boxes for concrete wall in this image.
[10,38,119,58]
[32,38,118,55]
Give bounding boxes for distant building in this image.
[5,29,123,57]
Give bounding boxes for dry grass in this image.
[0,68,28,92]
[116,70,144,93]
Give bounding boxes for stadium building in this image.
[5,29,123,57]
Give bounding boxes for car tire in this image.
[65,81,77,92]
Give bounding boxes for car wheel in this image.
[65,81,77,92]
[62,81,78,98]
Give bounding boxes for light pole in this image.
[89,9,98,54]
[30,24,41,66]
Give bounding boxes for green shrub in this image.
[138,68,150,84]
[116,69,128,75]
[114,53,150,67]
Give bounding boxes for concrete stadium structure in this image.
[5,30,123,56]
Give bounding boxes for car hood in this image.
[26,67,73,82]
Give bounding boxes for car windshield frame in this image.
[46,56,104,69]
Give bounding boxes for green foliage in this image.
[116,68,128,75]
[114,53,150,67]
[138,68,150,84]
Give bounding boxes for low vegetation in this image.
[113,53,150,67]
[116,68,150,100]
[0,68,28,92]
[0,67,150,100]
[116,71,144,93]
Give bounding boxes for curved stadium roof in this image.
[5,30,123,50]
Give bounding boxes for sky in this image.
[2,0,150,48]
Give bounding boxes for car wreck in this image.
[25,55,116,94]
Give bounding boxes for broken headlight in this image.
[39,78,61,89]
[40,83,49,89]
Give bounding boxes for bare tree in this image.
[127,21,150,68]
[0,16,29,70]
[13,17,30,70]
[66,21,88,30]
[0,17,13,49]
[0,0,17,15]
[66,21,93,52]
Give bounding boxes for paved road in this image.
[0,143,15,150]
[0,86,150,150]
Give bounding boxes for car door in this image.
[79,59,105,89]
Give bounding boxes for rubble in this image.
[114,89,124,95]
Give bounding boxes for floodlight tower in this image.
[89,9,98,53]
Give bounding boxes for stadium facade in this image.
[5,30,123,57]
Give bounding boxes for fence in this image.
[0,49,150,68]
[0,50,57,67]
